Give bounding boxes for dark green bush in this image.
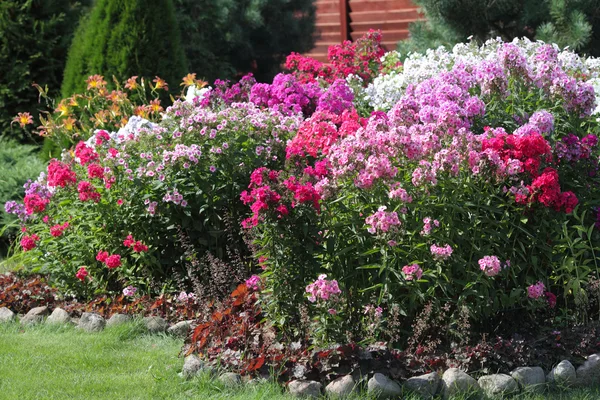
[401,0,600,56]
[61,0,187,97]
[0,0,89,142]
[174,0,317,83]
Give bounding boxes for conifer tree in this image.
[400,0,599,56]
[61,0,187,97]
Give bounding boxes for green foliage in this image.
[61,0,187,97]
[173,0,317,82]
[537,0,592,51]
[401,0,600,56]
[0,0,89,142]
[0,139,45,256]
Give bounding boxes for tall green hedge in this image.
[0,0,90,142]
[61,0,187,97]
[174,0,317,83]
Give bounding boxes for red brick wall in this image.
[304,0,423,62]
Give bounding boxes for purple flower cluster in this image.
[249,73,323,116]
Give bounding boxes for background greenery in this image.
[399,0,600,56]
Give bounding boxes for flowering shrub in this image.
[245,38,600,344]
[7,75,302,297]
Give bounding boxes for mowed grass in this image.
[0,321,292,400]
[0,320,598,400]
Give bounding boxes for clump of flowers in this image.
[123,285,137,297]
[305,274,341,303]
[478,255,502,277]
[245,275,261,291]
[20,234,40,251]
[430,244,453,261]
[365,206,401,234]
[402,264,423,281]
[75,267,89,282]
[527,281,546,299]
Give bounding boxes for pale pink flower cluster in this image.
[177,291,197,302]
[245,275,261,291]
[478,255,501,277]
[365,206,401,234]
[402,264,423,281]
[420,217,439,236]
[364,304,383,318]
[306,274,341,303]
[388,183,412,202]
[430,244,453,261]
[122,285,137,297]
[527,281,546,299]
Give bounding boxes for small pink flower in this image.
[527,281,545,299]
[123,285,137,296]
[402,264,423,281]
[245,275,261,291]
[478,255,501,277]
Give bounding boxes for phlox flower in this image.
[478,255,501,277]
[123,285,137,297]
[402,264,423,281]
[20,234,39,251]
[245,275,261,291]
[430,244,453,261]
[305,274,341,303]
[527,281,545,299]
[75,267,89,282]
[105,254,121,269]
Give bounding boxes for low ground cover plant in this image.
[5,32,600,361]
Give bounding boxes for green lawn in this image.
[0,321,598,400]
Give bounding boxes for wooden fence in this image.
[304,0,422,62]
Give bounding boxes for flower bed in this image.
[4,31,600,357]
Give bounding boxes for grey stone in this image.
[404,372,441,399]
[441,368,480,400]
[576,353,600,387]
[478,374,519,397]
[288,380,322,398]
[143,316,168,333]
[218,372,242,387]
[325,375,356,398]
[20,306,49,325]
[46,308,71,324]
[107,313,131,326]
[547,360,576,387]
[511,367,546,393]
[167,320,191,337]
[367,373,402,399]
[0,307,15,323]
[78,312,106,332]
[181,354,203,379]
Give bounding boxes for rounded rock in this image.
[367,373,402,399]
[510,366,546,393]
[219,372,242,387]
[46,308,71,324]
[143,316,168,333]
[288,379,322,398]
[181,354,203,379]
[404,372,441,399]
[325,375,355,398]
[547,360,576,387]
[441,368,480,400]
[78,312,106,332]
[478,374,519,397]
[575,354,600,387]
[0,307,16,323]
[167,320,191,337]
[106,313,131,326]
[20,306,49,325]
